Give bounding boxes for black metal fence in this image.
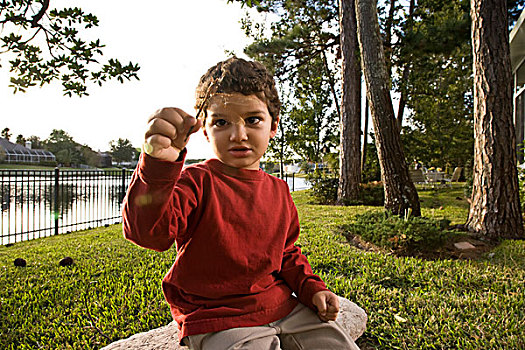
[1,168,133,245]
[276,172,311,192]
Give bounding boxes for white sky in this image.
[0,0,259,159]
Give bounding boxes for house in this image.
[0,137,56,164]
[510,9,525,162]
[98,152,113,168]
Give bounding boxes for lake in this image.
[1,169,310,245]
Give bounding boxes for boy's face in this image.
[203,93,278,170]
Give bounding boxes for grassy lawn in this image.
[0,164,58,170]
[0,164,124,171]
[1,187,524,349]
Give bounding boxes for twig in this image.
[184,71,226,141]
[83,287,111,342]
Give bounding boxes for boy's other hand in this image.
[144,108,202,162]
[312,290,340,322]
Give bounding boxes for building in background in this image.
[510,9,525,162]
[0,137,56,164]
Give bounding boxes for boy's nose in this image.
[229,124,248,142]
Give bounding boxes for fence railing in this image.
[275,172,311,192]
[1,167,313,245]
[1,168,133,245]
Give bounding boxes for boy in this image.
[122,57,359,350]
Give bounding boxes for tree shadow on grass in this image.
[342,230,499,261]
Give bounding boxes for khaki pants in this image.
[183,303,360,350]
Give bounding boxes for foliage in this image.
[285,58,340,163]
[109,138,135,165]
[307,169,384,206]
[353,182,384,206]
[307,169,339,204]
[43,129,82,166]
[1,189,524,349]
[42,129,104,167]
[15,134,25,145]
[80,145,101,168]
[508,0,525,27]
[264,89,296,171]
[238,0,340,164]
[399,0,474,168]
[228,0,261,7]
[240,0,339,78]
[236,0,476,195]
[0,0,140,96]
[1,127,11,140]
[361,141,381,183]
[341,211,455,256]
[26,135,44,149]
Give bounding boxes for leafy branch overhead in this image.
[0,0,140,96]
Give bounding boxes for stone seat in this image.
[102,297,367,349]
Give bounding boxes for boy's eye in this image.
[246,116,261,125]
[213,119,227,127]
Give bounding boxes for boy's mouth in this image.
[228,146,252,157]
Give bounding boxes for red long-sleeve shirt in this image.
[122,152,328,340]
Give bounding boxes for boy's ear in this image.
[270,117,279,139]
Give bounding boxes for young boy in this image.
[122,57,359,350]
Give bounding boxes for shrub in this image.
[307,171,338,205]
[39,160,58,167]
[361,143,381,183]
[346,181,384,206]
[307,171,384,206]
[340,211,454,256]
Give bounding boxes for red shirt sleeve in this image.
[278,193,328,311]
[122,150,198,252]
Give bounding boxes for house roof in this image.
[0,137,55,157]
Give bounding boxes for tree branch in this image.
[30,0,49,27]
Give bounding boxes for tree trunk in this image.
[466,0,524,239]
[396,0,415,129]
[337,0,362,204]
[384,0,396,77]
[355,0,420,216]
[322,50,341,116]
[361,97,369,173]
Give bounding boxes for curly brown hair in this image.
[195,57,281,123]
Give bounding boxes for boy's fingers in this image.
[315,297,327,315]
[183,117,203,141]
[142,107,197,162]
[190,117,203,135]
[145,118,178,141]
[145,134,172,153]
[327,296,340,312]
[147,107,189,125]
[147,107,193,141]
[144,135,182,162]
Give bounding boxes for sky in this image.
[1,0,261,159]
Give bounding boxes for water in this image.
[1,171,127,245]
[282,175,311,191]
[1,170,310,245]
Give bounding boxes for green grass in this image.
[0,164,124,171]
[417,184,471,225]
[1,188,524,349]
[0,164,57,170]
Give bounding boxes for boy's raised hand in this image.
[312,290,340,322]
[144,108,202,162]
